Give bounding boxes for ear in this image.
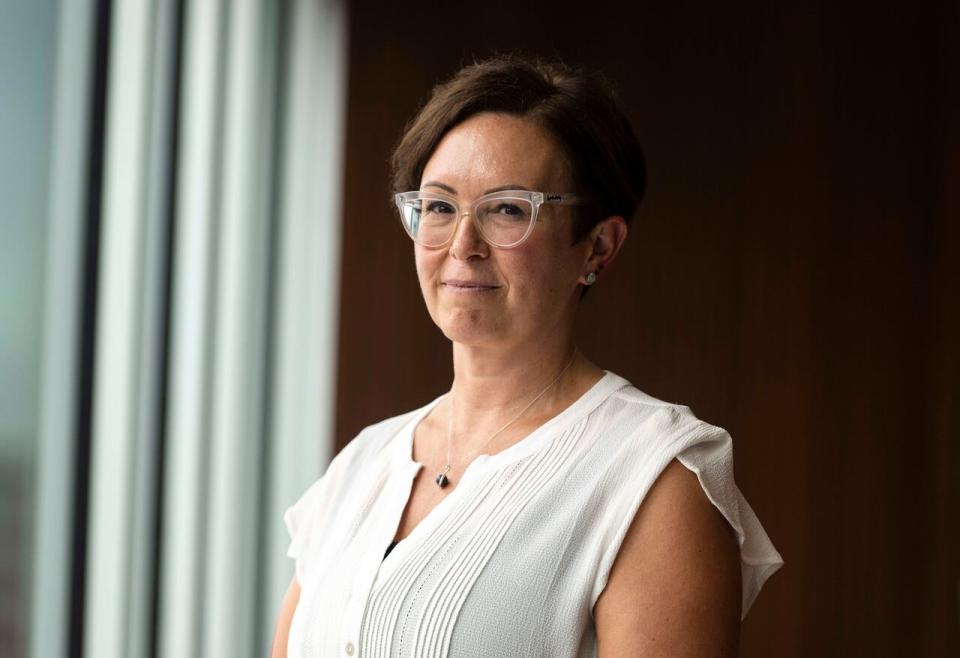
[579,216,628,285]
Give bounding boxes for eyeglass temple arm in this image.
[543,193,588,206]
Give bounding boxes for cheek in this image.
[414,248,448,311]
[503,249,555,298]
[506,241,579,302]
[413,247,437,282]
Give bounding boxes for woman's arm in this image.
[270,576,301,658]
[594,458,742,657]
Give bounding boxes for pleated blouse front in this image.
[283,372,783,658]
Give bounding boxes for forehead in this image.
[420,113,571,193]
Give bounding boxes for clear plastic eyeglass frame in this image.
[394,189,587,249]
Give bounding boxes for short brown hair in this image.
[390,55,647,243]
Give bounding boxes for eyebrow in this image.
[421,181,532,195]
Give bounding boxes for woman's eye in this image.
[492,203,524,216]
[425,201,455,214]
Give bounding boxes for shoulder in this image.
[599,377,742,555]
[580,377,735,510]
[606,377,744,465]
[602,373,698,424]
[321,396,443,482]
[595,375,711,453]
[284,399,437,544]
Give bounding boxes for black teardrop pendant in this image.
[435,464,451,488]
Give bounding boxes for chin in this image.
[436,309,506,346]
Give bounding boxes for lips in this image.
[441,279,500,290]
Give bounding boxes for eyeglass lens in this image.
[399,196,534,247]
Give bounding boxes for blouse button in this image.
[345,641,355,655]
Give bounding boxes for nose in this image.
[447,211,489,260]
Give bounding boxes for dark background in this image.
[333,1,959,654]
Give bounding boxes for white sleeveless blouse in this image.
[284,371,783,657]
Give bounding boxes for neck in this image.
[446,334,588,444]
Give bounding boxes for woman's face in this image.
[415,112,590,351]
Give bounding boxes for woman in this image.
[272,56,783,657]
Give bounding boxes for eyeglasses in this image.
[394,189,587,249]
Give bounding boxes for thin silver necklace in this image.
[435,347,579,488]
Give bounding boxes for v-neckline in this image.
[377,371,627,578]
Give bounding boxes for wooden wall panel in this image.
[333,0,959,653]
